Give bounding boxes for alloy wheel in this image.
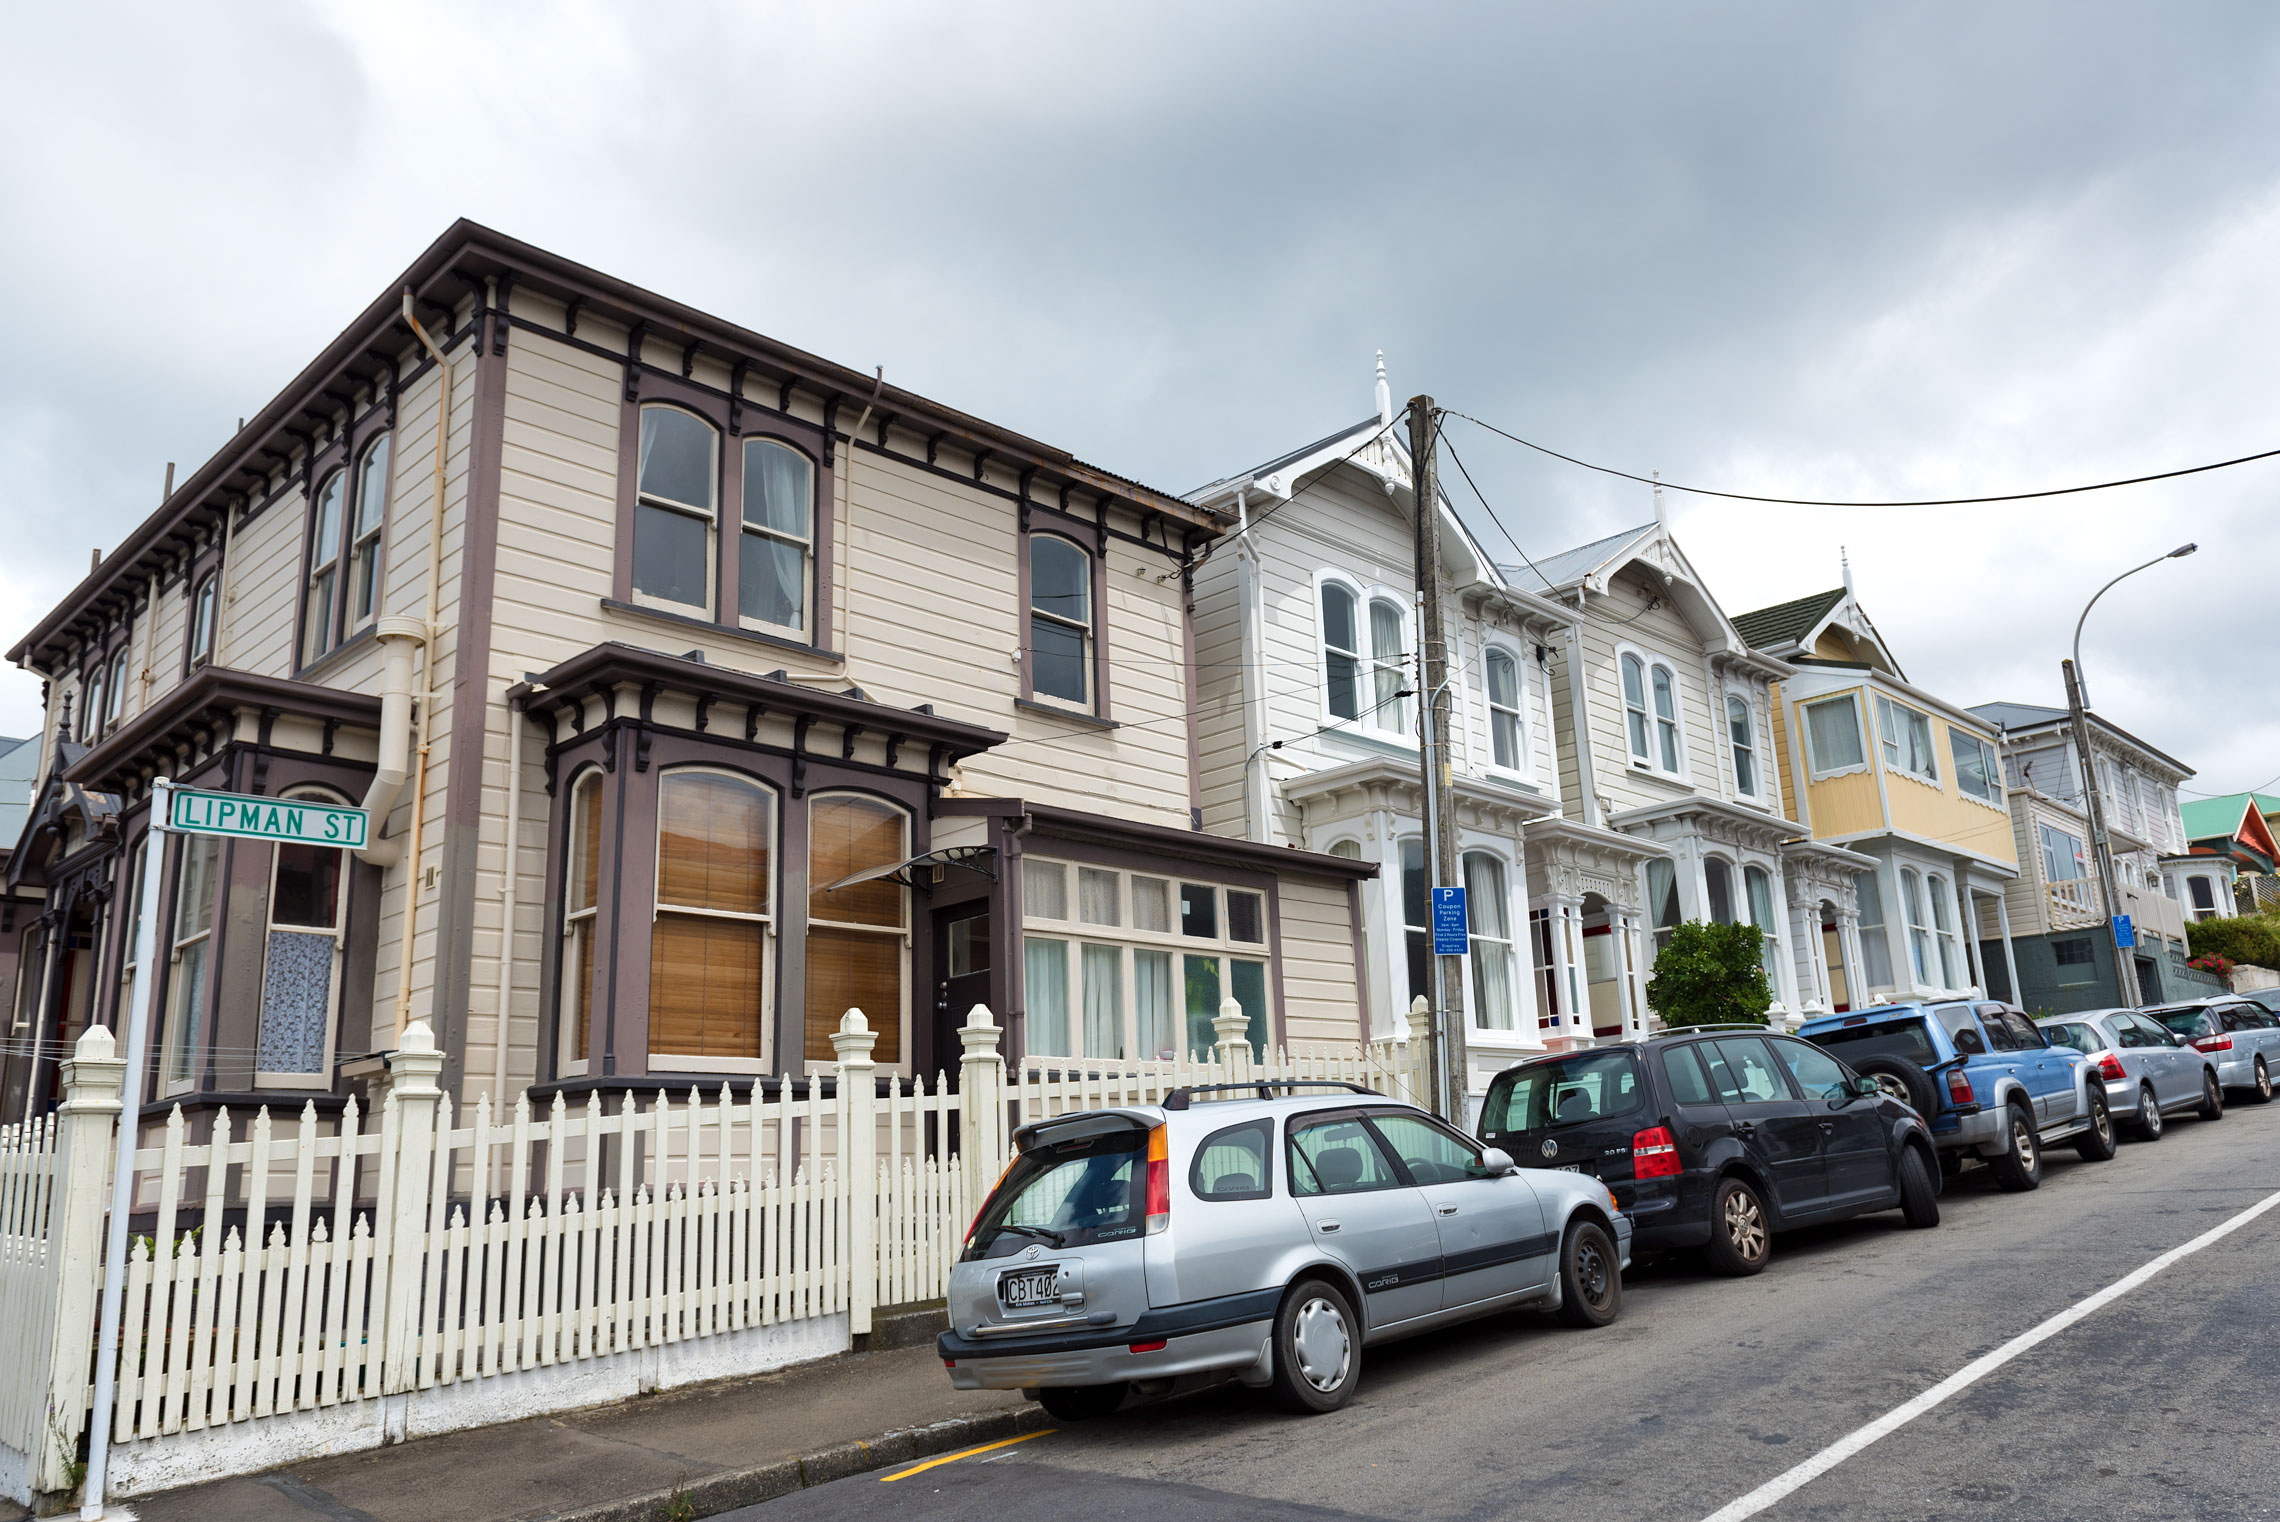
[2142,1088,2162,1138]
[1874,1074,1912,1105]
[1291,1293,1352,1393]
[2259,1063,2272,1101]
[1725,1188,1768,1262]
[2014,1117,2036,1172]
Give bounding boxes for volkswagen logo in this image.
[1540,1139,1559,1158]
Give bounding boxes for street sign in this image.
[169,786,369,850]
[2111,914,2136,950]
[1431,885,1469,956]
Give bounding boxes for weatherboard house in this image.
[0,219,1378,1132]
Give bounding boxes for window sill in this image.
[1623,761,1695,790]
[602,598,843,662]
[294,624,381,684]
[1807,762,1871,782]
[1958,790,2008,812]
[1887,767,1944,791]
[1015,697,1119,730]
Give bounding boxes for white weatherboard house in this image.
[1186,363,1601,1095]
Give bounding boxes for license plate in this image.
[1555,1163,1588,1174]
[1000,1268,1059,1308]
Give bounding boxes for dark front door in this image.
[931,906,993,1072]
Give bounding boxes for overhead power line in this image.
[1446,410,2280,509]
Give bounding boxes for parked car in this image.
[2145,998,2280,1103]
[938,1082,1629,1419]
[2240,987,2280,1021]
[2036,1009,2223,1140]
[1476,1030,1940,1279]
[1796,1000,2116,1191]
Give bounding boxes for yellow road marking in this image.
[879,1429,1054,1481]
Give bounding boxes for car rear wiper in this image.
[990,1223,1065,1246]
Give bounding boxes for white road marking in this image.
[1698,1184,2280,1522]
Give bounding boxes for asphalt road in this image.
[733,1095,2280,1522]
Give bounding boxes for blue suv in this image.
[1797,1000,2116,1191]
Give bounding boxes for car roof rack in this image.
[1161,1080,1380,1111]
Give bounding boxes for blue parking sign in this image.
[2111,914,2135,949]
[1432,886,1469,955]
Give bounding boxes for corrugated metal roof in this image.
[1731,588,1846,651]
[1496,522,1656,593]
[1185,416,1383,502]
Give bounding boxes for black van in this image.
[1479,1029,1943,1274]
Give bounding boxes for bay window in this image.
[1647,858,1680,956]
[163,834,221,1095]
[1951,728,1999,803]
[256,791,349,1085]
[1900,867,1933,984]
[1022,859,1268,1061]
[650,769,774,1069]
[631,405,720,613]
[1876,696,1939,783]
[559,771,602,1075]
[1745,865,1779,989]
[1854,870,1895,990]
[1927,872,1961,988]
[1706,858,1736,924]
[1804,693,1866,775]
[1463,851,1517,1031]
[806,793,908,1064]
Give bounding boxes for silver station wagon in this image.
[937,1081,1631,1419]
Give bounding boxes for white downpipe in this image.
[354,619,423,868]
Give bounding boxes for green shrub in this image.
[2186,913,2280,971]
[1647,920,1773,1028]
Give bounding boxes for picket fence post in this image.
[381,1019,444,1393]
[1213,995,1252,1081]
[39,1025,126,1495]
[829,1008,879,1336]
[957,1005,1005,1220]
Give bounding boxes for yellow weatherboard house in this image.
[1732,562,2020,1015]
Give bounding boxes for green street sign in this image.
[168,787,369,850]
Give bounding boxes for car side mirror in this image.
[1479,1147,1517,1176]
[1847,1075,1882,1099]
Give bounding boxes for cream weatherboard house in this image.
[1186,365,1594,1099]
[0,219,1380,1137]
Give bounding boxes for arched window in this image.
[1029,534,1093,708]
[1326,838,1363,860]
[1646,858,1681,956]
[1900,868,1933,985]
[1365,597,1408,735]
[1927,873,1960,988]
[1463,851,1517,1030]
[1727,694,1758,798]
[1650,664,1681,772]
[807,793,909,1063]
[1321,582,1361,721]
[188,572,219,668]
[1485,647,1524,770]
[80,665,105,742]
[740,438,814,634]
[650,769,774,1067]
[256,786,351,1084]
[348,435,391,633]
[303,468,346,664]
[1745,865,1779,989]
[631,405,719,612]
[1705,857,1736,924]
[1621,654,1650,763]
[104,647,130,735]
[559,770,603,1075]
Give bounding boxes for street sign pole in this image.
[82,776,172,1521]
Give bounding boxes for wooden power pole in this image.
[1409,397,1467,1118]
[2063,658,2140,1008]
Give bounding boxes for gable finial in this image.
[1841,544,1854,599]
[1652,470,1667,532]
[1374,350,1392,426]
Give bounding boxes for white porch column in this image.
[1629,914,1656,1033]
[1791,889,1831,1018]
[1547,896,1586,1045]
[1948,873,1979,996]
[1607,908,1640,1039]
[1837,910,1867,1011]
[1995,890,2021,1006]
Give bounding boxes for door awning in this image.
[823,844,998,893]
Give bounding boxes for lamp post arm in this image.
[2071,552,2167,711]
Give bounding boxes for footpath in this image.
[74,1310,1047,1522]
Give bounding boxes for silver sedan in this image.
[2038,1009,2219,1140]
[2146,999,2280,1104]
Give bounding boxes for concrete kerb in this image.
[552,1406,1055,1522]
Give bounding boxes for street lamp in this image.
[2073,542,2196,711]
[2063,542,2197,1010]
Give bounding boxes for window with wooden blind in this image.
[560,770,603,1076]
[648,769,774,1070]
[805,793,909,1064]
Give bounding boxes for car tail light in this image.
[1632,1126,1680,1179]
[943,1358,957,1368]
[2193,1034,2233,1053]
[1144,1125,1170,1234]
[2092,1051,2126,1082]
[965,1155,1018,1244]
[1128,1340,1167,1354]
[1945,1068,1975,1106]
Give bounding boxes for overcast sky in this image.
[5,3,2275,796]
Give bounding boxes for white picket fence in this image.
[0,1001,1424,1504]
